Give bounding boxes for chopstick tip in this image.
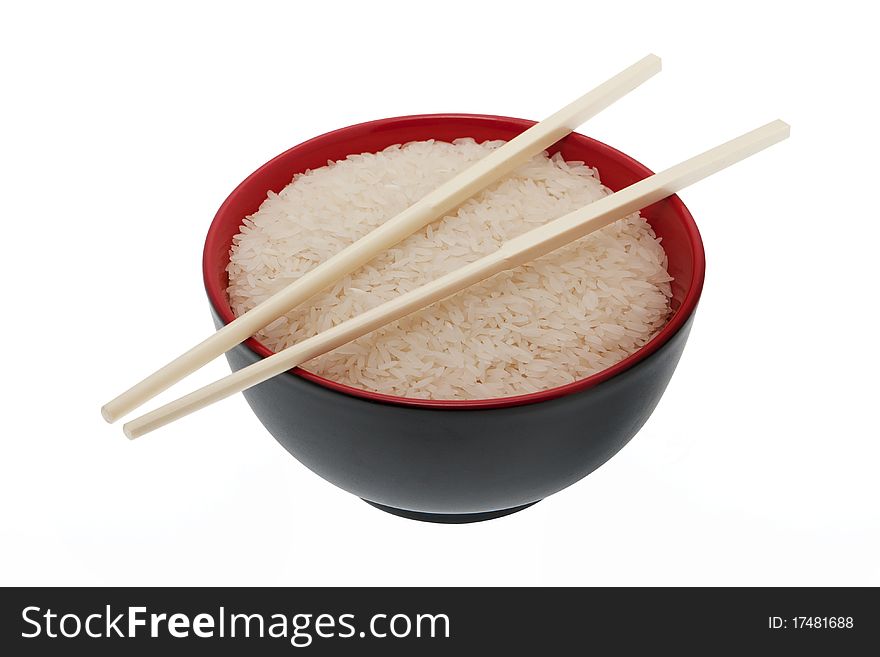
[764,119,791,142]
[101,404,116,424]
[641,53,662,72]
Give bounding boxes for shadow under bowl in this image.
[203,114,705,522]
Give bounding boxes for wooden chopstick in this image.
[101,54,662,424]
[122,120,789,439]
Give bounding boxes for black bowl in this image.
[204,114,705,522]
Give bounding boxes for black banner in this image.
[1,587,876,654]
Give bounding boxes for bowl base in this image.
[361,499,539,523]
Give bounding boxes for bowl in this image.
[203,114,705,523]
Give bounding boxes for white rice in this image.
[227,138,673,399]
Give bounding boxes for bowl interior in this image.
[203,114,705,409]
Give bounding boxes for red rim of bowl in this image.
[204,114,706,410]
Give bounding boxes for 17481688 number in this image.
[768,617,854,630]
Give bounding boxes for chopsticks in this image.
[101,54,662,423]
[123,120,789,439]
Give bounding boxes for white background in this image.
[2,0,878,586]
